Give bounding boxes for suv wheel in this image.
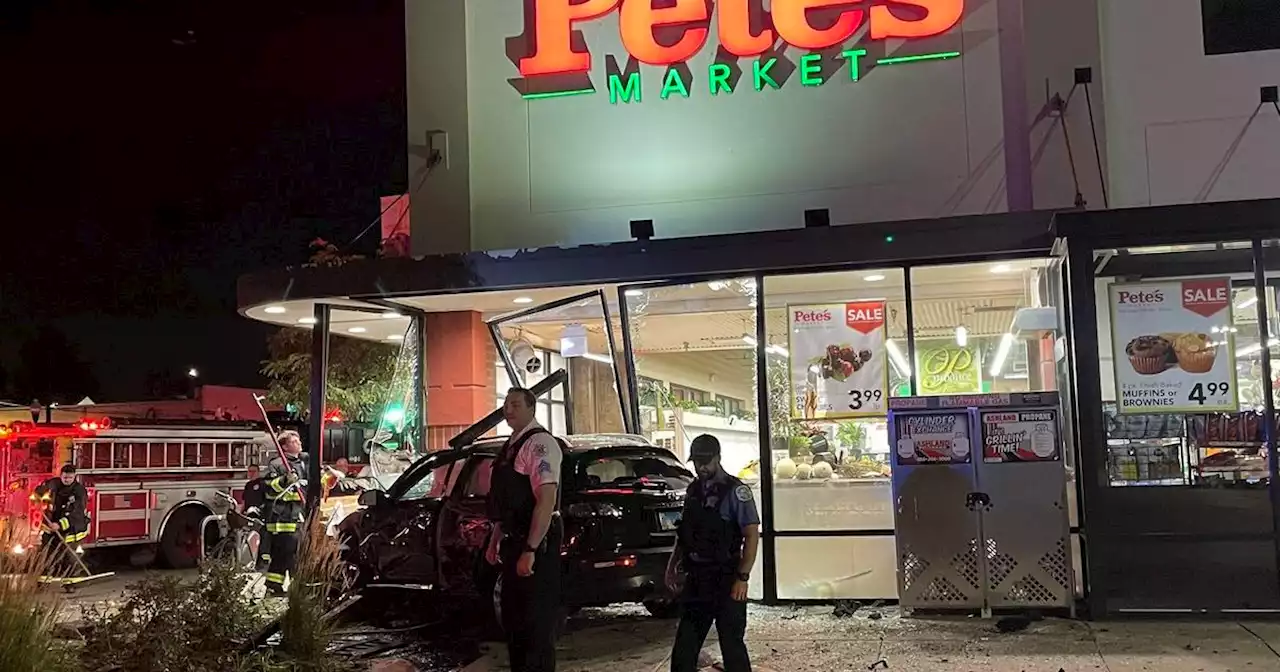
[643,597,680,619]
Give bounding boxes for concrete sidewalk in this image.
[465,605,1280,671]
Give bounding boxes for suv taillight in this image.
[566,502,623,519]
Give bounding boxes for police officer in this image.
[242,464,271,572]
[262,430,309,596]
[36,464,90,566]
[484,387,563,672]
[666,434,760,672]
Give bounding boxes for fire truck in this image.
[0,417,271,568]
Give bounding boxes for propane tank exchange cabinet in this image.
[888,393,1075,615]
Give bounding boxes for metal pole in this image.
[413,313,427,454]
[1251,240,1280,597]
[753,272,778,604]
[598,288,630,434]
[1064,235,1106,617]
[903,266,918,396]
[617,286,643,435]
[998,0,1034,212]
[307,304,331,509]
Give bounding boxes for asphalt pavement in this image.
[47,568,1280,671]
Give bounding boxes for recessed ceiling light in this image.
[297,317,317,325]
[864,274,886,282]
[991,264,1012,274]
[624,289,644,297]
[264,306,287,314]
[513,297,534,304]
[348,327,367,334]
[386,334,404,341]
[381,311,402,319]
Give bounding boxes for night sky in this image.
[0,0,406,403]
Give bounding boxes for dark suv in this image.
[337,433,691,618]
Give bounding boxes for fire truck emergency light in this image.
[77,417,112,431]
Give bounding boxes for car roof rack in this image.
[448,368,567,449]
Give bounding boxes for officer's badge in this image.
[734,485,753,502]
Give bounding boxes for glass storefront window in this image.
[762,269,906,535]
[909,259,1059,396]
[622,278,763,598]
[494,295,627,435]
[761,269,905,599]
[1094,242,1266,488]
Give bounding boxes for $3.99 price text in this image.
[1188,381,1231,405]
[848,389,884,411]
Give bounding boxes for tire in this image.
[160,506,215,569]
[644,597,680,619]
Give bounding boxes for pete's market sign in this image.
[515,0,964,103]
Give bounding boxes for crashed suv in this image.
[337,432,691,618]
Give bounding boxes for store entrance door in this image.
[487,289,630,436]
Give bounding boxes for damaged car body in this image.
[337,370,692,618]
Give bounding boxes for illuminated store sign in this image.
[514,0,964,102]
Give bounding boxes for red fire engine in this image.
[0,418,270,568]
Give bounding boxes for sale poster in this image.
[981,409,1060,463]
[893,411,972,465]
[1109,278,1238,414]
[787,301,889,419]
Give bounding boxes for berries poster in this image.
[1108,278,1238,415]
[787,301,889,419]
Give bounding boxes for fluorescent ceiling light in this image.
[864,274,886,282]
[624,289,644,297]
[989,333,1016,376]
[742,335,758,346]
[990,264,1012,274]
[955,326,968,347]
[387,334,404,341]
[381,311,402,319]
[582,353,613,364]
[297,317,317,325]
[885,339,911,377]
[1237,338,1278,357]
[513,297,534,304]
[1237,295,1259,310]
[767,344,789,357]
[264,306,287,314]
[348,327,368,334]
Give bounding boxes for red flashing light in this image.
[77,417,112,431]
[324,409,343,424]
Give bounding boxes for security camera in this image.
[509,339,540,379]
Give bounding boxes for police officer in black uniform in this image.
[262,430,309,596]
[484,387,563,672]
[36,464,90,569]
[666,434,760,672]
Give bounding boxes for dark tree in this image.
[12,324,100,404]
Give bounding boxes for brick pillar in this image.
[425,311,495,450]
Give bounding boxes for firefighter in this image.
[665,434,760,672]
[262,430,308,596]
[484,387,563,672]
[35,464,90,569]
[242,464,271,572]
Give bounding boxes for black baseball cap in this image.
[689,434,720,465]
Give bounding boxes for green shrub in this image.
[0,529,75,672]
[81,556,268,672]
[277,517,350,669]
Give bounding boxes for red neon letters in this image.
[518,0,964,77]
